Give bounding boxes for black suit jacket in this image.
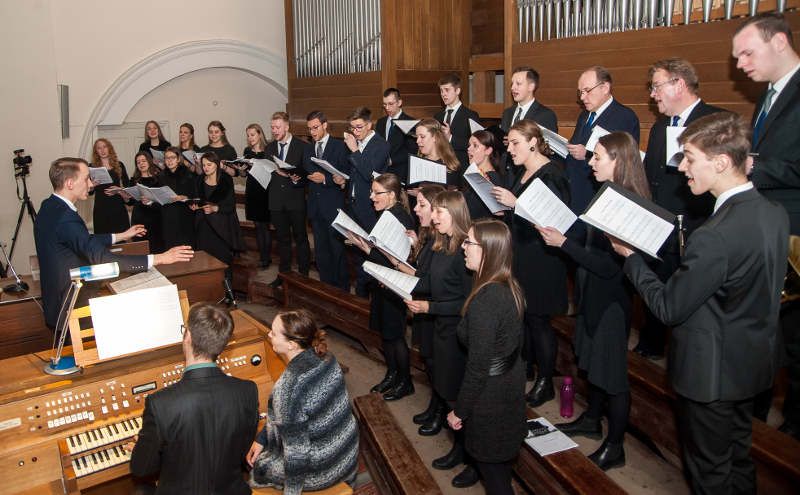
[347,133,390,230]
[375,111,419,184]
[130,366,259,495]
[435,104,480,167]
[33,195,148,328]
[500,100,558,133]
[624,188,788,402]
[751,69,800,234]
[266,137,310,211]
[303,136,349,220]
[644,100,723,227]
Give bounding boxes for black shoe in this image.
[418,404,446,436]
[371,371,397,394]
[633,345,664,361]
[383,377,414,401]
[413,395,439,425]
[779,421,800,441]
[588,441,625,470]
[269,277,283,288]
[451,465,480,488]
[555,412,603,439]
[525,377,555,407]
[432,442,464,470]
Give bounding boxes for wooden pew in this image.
[353,393,442,495]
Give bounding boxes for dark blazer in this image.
[500,100,558,133]
[375,111,419,184]
[644,100,723,227]
[347,134,390,230]
[566,99,640,216]
[303,136,349,221]
[435,104,480,167]
[130,366,259,495]
[750,69,800,234]
[624,188,789,402]
[267,137,310,212]
[34,195,148,328]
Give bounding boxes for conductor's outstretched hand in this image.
[153,246,194,266]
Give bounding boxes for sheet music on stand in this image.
[463,164,510,213]
[248,159,277,189]
[408,155,447,185]
[108,268,172,294]
[538,125,569,159]
[311,157,350,180]
[89,284,184,360]
[579,182,676,259]
[362,261,419,300]
[666,126,686,167]
[89,167,113,185]
[369,210,412,267]
[515,178,577,234]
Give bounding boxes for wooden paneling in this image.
[471,0,504,54]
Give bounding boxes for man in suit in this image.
[335,106,389,296]
[375,88,418,184]
[303,110,350,290]
[34,157,193,329]
[566,66,640,230]
[612,113,789,494]
[127,303,259,495]
[434,72,480,171]
[636,58,725,359]
[267,111,311,288]
[733,11,800,435]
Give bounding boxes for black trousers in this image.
[270,208,310,274]
[475,459,515,495]
[310,215,348,290]
[253,221,272,266]
[781,300,800,427]
[678,395,756,495]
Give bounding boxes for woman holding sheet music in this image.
[537,132,649,470]
[243,124,272,269]
[200,120,238,176]
[416,118,462,189]
[137,120,172,155]
[492,119,570,409]
[178,123,202,172]
[160,147,197,249]
[90,138,131,235]
[127,151,164,253]
[464,130,504,220]
[348,173,416,401]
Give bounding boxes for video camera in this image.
[13,149,32,177]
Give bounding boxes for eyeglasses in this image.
[649,78,678,93]
[370,190,391,196]
[462,239,481,248]
[577,82,605,98]
[349,124,368,132]
[307,124,322,132]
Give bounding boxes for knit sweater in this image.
[252,349,358,495]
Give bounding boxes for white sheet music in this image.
[369,211,412,264]
[579,186,674,259]
[514,178,577,234]
[228,157,252,166]
[149,148,165,167]
[248,160,275,189]
[393,119,420,135]
[408,155,447,184]
[538,125,569,158]
[585,125,611,152]
[89,167,113,185]
[90,284,184,360]
[363,261,419,301]
[331,209,370,240]
[272,155,296,169]
[463,164,511,213]
[468,118,485,134]
[122,186,142,201]
[524,417,578,456]
[666,126,686,167]
[108,268,171,294]
[311,157,350,180]
[372,171,381,179]
[136,184,179,205]
[182,150,204,166]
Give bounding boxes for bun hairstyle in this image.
[470,130,502,172]
[373,172,410,212]
[278,309,328,357]
[508,119,553,157]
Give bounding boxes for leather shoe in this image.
[432,442,464,470]
[588,441,625,470]
[555,412,603,439]
[370,370,397,394]
[413,395,439,424]
[451,465,479,488]
[525,377,555,407]
[268,277,283,288]
[383,377,414,401]
[418,404,446,436]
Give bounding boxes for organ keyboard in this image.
[0,310,283,495]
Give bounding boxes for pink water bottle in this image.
[560,376,575,418]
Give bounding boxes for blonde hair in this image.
[245,123,268,152]
[373,173,409,213]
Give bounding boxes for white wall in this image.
[0,0,287,273]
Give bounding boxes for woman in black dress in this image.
[200,120,238,176]
[178,122,202,173]
[348,173,416,401]
[191,152,244,289]
[159,147,197,249]
[464,130,504,220]
[138,120,171,156]
[538,132,650,470]
[127,151,163,252]
[492,119,570,407]
[90,138,130,235]
[243,123,272,269]
[448,218,527,495]
[415,118,461,189]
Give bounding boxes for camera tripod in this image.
[3,172,37,278]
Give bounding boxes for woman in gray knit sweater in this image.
[247,310,359,494]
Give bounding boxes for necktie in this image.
[316,141,323,158]
[279,142,287,160]
[753,86,777,144]
[445,109,453,126]
[671,115,680,127]
[386,118,393,140]
[585,111,596,130]
[514,107,524,124]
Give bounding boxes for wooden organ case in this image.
[0,310,284,494]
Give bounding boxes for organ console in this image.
[0,309,283,494]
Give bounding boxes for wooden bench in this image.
[353,394,442,495]
[253,482,352,495]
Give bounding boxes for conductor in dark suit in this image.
[127,303,259,495]
[303,110,350,290]
[266,112,311,288]
[435,73,480,171]
[34,157,193,329]
[375,88,418,184]
[636,58,725,359]
[612,113,789,494]
[566,67,640,229]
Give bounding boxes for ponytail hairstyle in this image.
[596,132,651,200]
[412,183,446,261]
[277,309,328,357]
[470,129,502,173]
[430,191,471,255]
[373,172,409,213]
[508,119,553,157]
[416,118,460,173]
